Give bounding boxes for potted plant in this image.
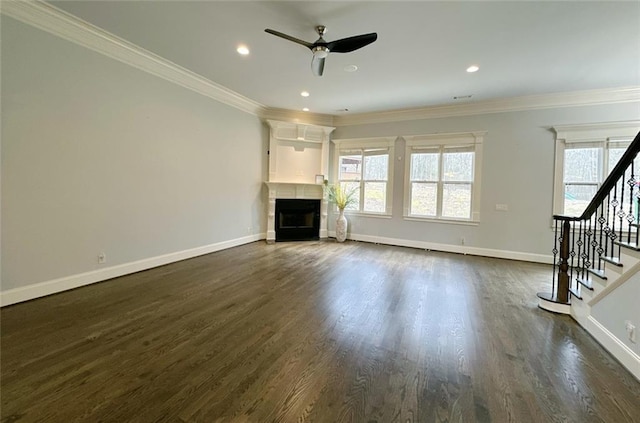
[324,181,358,242]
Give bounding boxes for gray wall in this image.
[1,17,267,292]
[592,274,640,355]
[2,12,639,297]
[331,104,640,257]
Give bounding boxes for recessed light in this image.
[466,65,479,73]
[344,64,358,72]
[302,107,309,112]
[300,91,310,97]
[237,45,249,55]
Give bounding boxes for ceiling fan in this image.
[264,26,377,76]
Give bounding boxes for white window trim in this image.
[331,136,396,216]
[552,121,640,217]
[403,131,485,223]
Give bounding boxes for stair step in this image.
[587,268,608,280]
[537,292,571,314]
[569,286,582,300]
[614,240,640,251]
[576,278,594,290]
[602,256,623,267]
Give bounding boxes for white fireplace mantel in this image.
[265,182,327,243]
[264,120,334,243]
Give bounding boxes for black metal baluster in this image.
[597,203,606,271]
[576,220,584,280]
[613,179,622,260]
[585,217,593,274]
[590,214,597,272]
[570,220,576,285]
[604,194,611,260]
[609,185,618,261]
[627,160,635,243]
[619,170,626,246]
[552,219,558,295]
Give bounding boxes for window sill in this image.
[342,211,393,219]
[403,216,480,226]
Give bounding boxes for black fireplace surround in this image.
[275,199,321,241]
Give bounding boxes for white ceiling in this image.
[49,1,640,116]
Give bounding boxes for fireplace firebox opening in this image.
[275,199,321,241]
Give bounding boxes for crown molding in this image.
[552,120,640,143]
[1,0,266,116]
[3,1,638,127]
[333,86,640,127]
[260,108,335,128]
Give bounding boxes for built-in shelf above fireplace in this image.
[264,120,335,243]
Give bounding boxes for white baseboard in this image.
[585,316,640,381]
[0,234,265,307]
[1,232,552,306]
[328,231,553,264]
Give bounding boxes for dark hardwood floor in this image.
[2,241,639,422]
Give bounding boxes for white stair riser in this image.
[620,248,640,267]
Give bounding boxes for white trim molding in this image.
[327,231,554,264]
[331,136,397,216]
[260,108,335,128]
[0,234,264,307]
[3,1,638,125]
[334,87,640,127]
[404,131,486,223]
[0,0,266,116]
[586,316,640,381]
[264,183,327,243]
[551,120,640,216]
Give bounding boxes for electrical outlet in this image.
[97,252,106,264]
[495,204,509,212]
[461,237,465,245]
[247,226,252,234]
[625,320,636,343]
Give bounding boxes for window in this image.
[332,137,395,215]
[562,142,634,216]
[553,122,640,216]
[404,132,484,222]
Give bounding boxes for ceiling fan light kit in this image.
[312,46,329,59]
[265,25,377,76]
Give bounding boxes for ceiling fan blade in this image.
[326,33,377,53]
[311,55,325,77]
[265,29,313,49]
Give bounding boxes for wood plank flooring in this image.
[2,240,639,422]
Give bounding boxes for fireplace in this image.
[264,120,335,243]
[275,199,320,241]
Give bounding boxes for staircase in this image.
[538,130,640,380]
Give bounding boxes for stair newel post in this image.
[557,219,571,303]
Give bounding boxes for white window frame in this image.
[552,121,640,217]
[331,136,396,216]
[404,131,485,223]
